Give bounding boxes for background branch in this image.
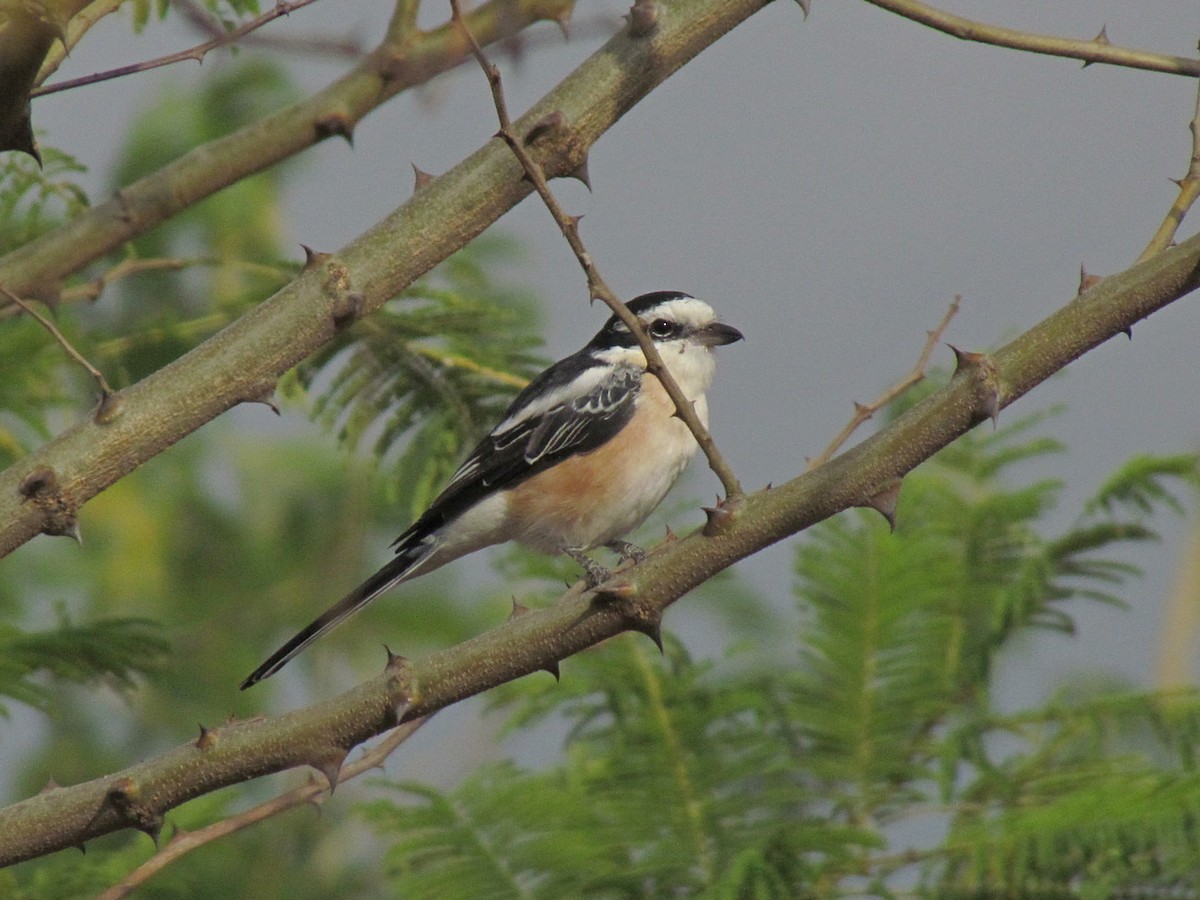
[1137,75,1200,263]
[173,0,367,61]
[95,718,429,899]
[3,229,1198,863]
[0,0,575,305]
[864,0,1200,77]
[807,296,959,471]
[32,0,326,97]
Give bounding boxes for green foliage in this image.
[130,0,260,32]
[0,314,71,468]
[0,615,166,714]
[1086,452,1200,518]
[936,688,1200,897]
[363,638,878,899]
[0,144,89,255]
[0,64,301,464]
[92,58,300,384]
[362,404,1200,898]
[290,235,546,519]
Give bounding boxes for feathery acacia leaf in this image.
[1085,453,1200,518]
[294,238,546,518]
[0,617,167,713]
[359,401,1200,896]
[0,145,89,256]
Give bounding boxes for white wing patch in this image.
[437,364,641,498]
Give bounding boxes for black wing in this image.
[396,359,642,542]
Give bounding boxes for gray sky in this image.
[15,0,1200,789]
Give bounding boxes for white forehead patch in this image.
[640,296,716,328]
[612,296,717,332]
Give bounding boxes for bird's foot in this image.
[605,539,647,564]
[565,548,611,588]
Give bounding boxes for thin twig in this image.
[96,718,428,900]
[865,0,1200,78]
[32,0,325,97]
[0,256,295,317]
[807,297,959,471]
[174,0,366,60]
[0,285,114,400]
[55,256,296,307]
[448,0,743,500]
[388,0,425,41]
[1137,67,1200,263]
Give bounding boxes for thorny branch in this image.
[806,297,960,471]
[95,719,429,900]
[5,225,1200,865]
[32,0,326,97]
[448,0,743,502]
[865,0,1200,78]
[1137,65,1200,264]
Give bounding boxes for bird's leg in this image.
[564,548,611,588]
[605,539,647,564]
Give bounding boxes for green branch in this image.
[2,222,1198,864]
[0,0,573,301]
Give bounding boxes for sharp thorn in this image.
[860,478,902,531]
[313,751,347,793]
[302,244,330,270]
[141,819,164,846]
[948,343,987,373]
[412,163,435,192]
[702,503,736,537]
[630,615,664,653]
[243,379,281,414]
[552,6,571,39]
[196,723,218,750]
[63,520,83,545]
[566,157,591,191]
[383,644,405,668]
[314,111,355,145]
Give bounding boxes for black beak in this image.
[696,321,744,347]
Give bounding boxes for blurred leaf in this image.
[89,57,300,385]
[361,403,1200,896]
[1085,453,1200,518]
[0,143,88,254]
[0,615,167,715]
[293,236,546,520]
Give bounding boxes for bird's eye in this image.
[648,318,677,339]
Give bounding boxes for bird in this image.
[240,291,743,688]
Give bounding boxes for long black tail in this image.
[239,543,433,689]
